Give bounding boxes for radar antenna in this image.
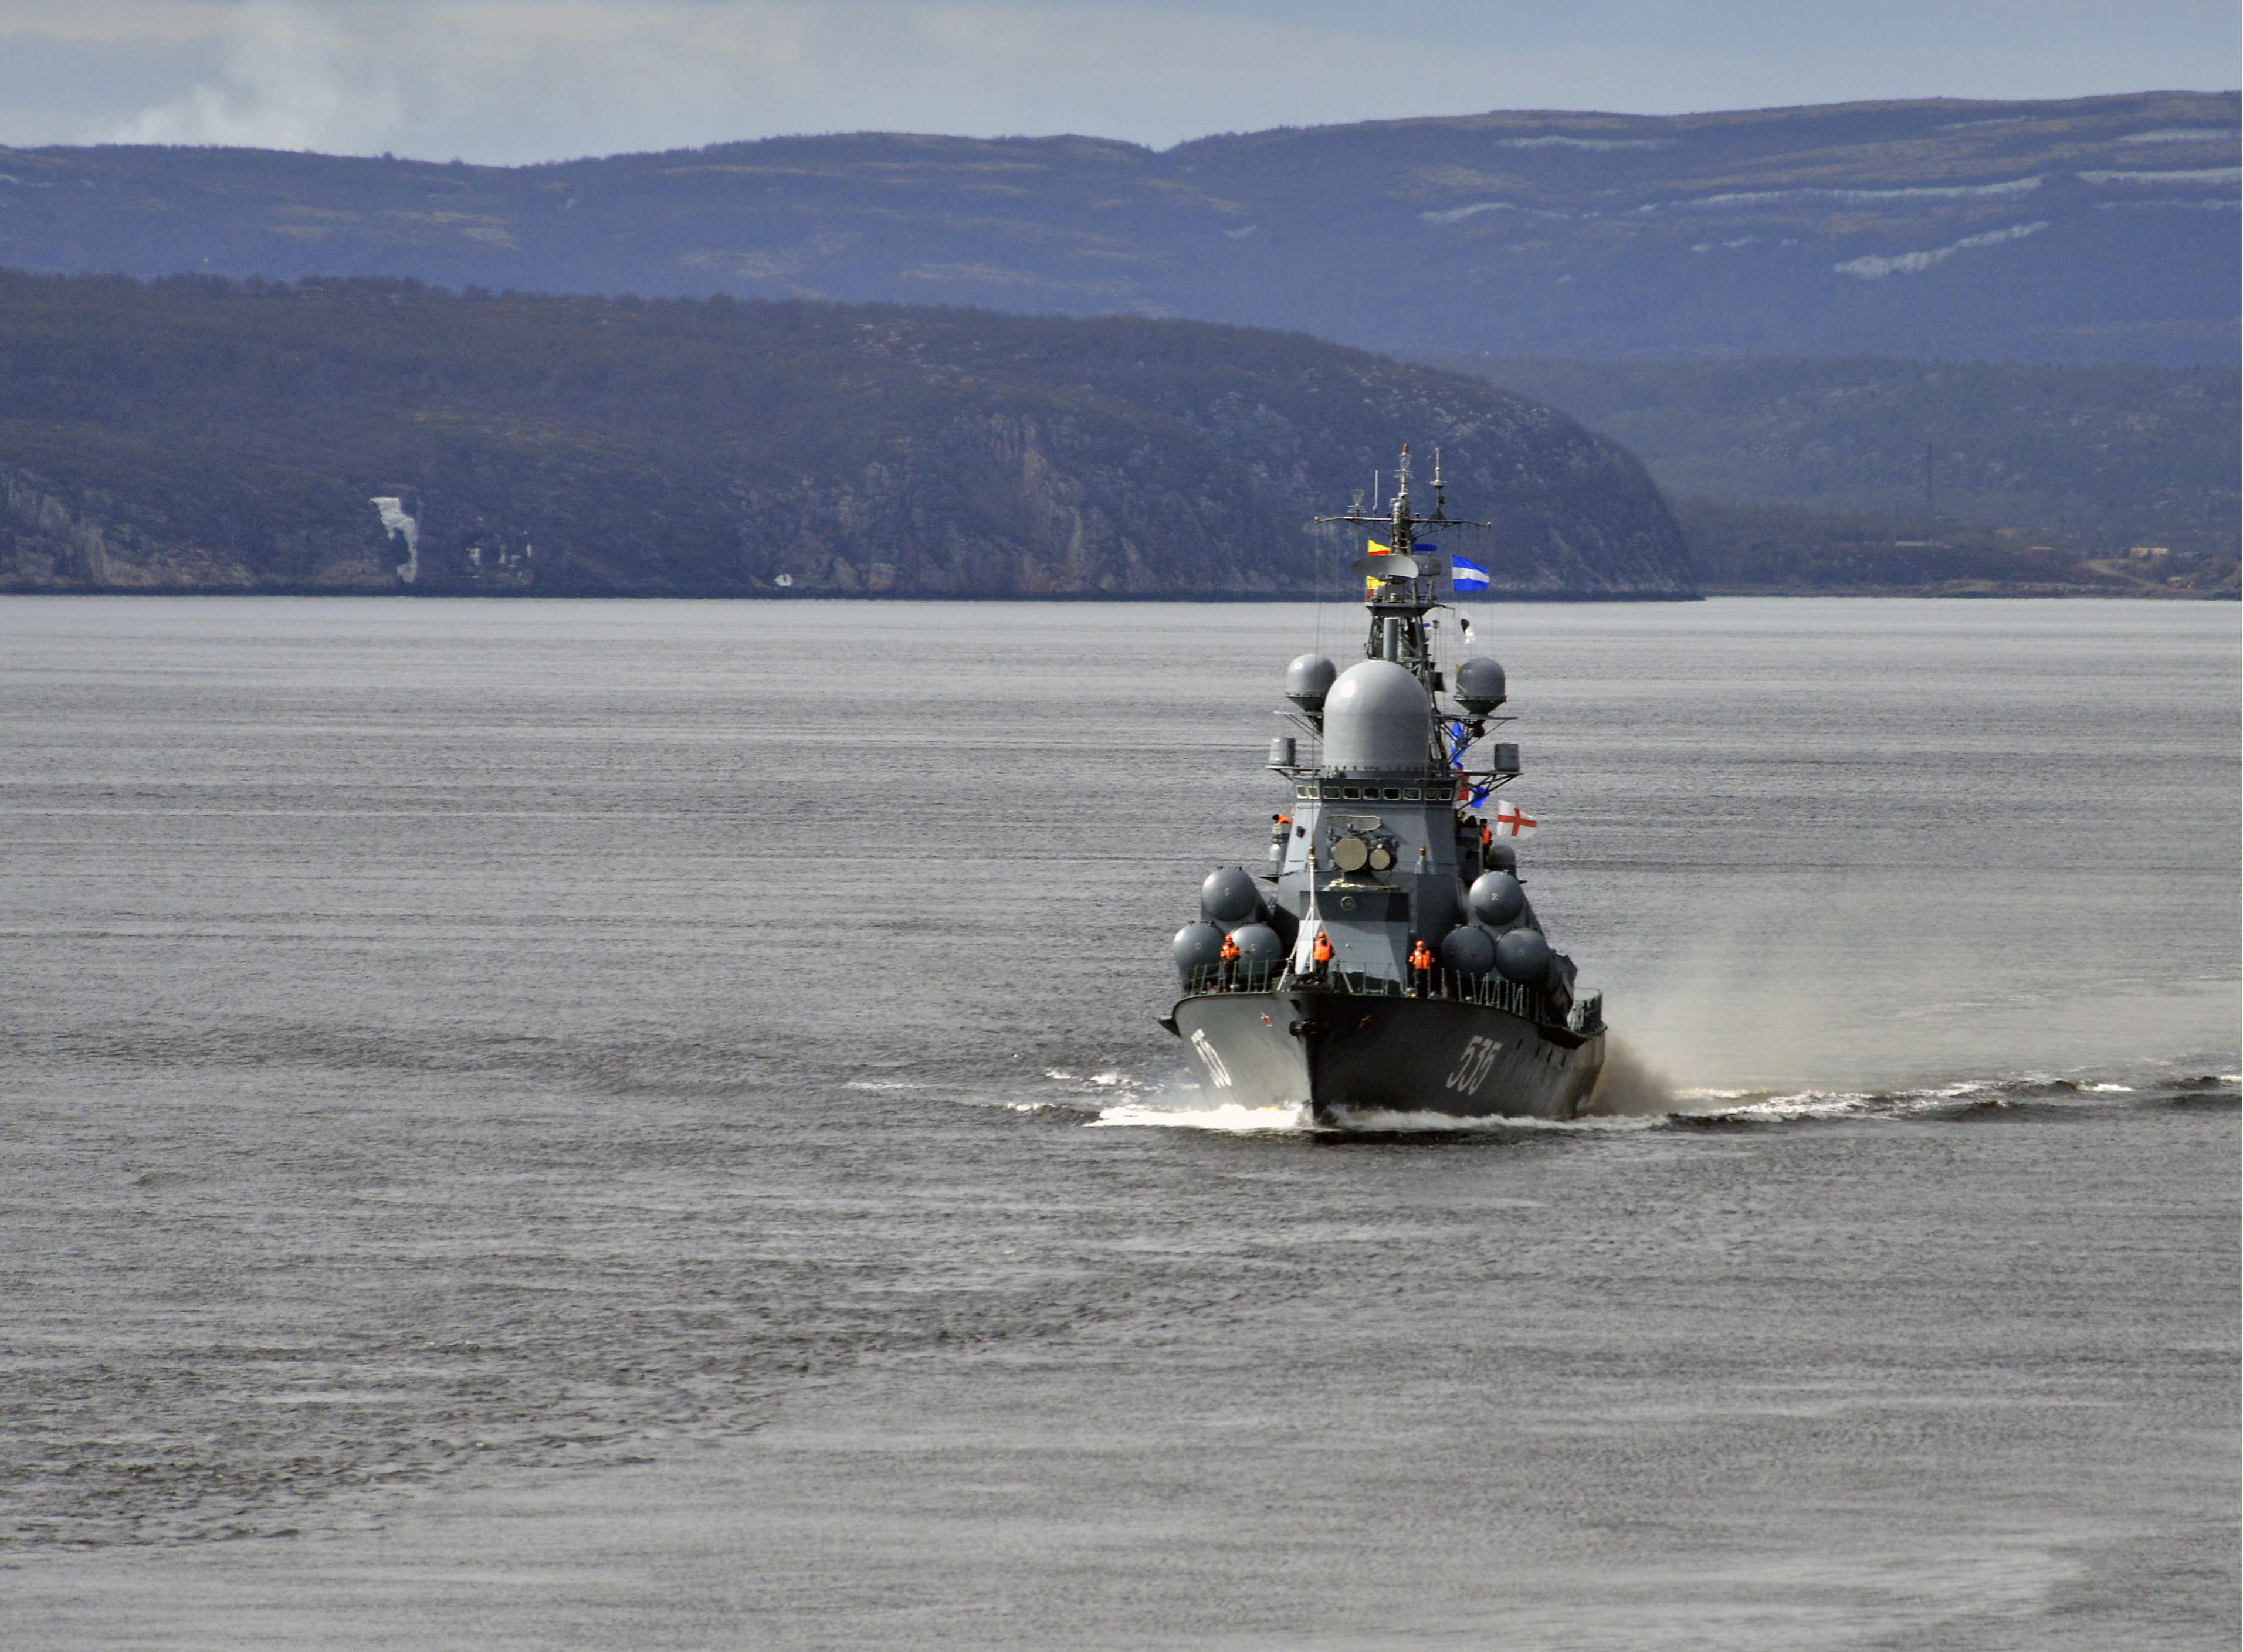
[1313,444,1494,740]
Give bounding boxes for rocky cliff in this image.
[0,274,1696,599]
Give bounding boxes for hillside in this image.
[0,93,2233,365]
[1441,355,2241,592]
[0,273,1693,599]
[1663,500,2237,596]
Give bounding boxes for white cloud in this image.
[107,4,401,151]
[1832,219,2049,279]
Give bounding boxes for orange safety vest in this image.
[1410,939,1434,971]
[1219,937,1241,962]
[1312,930,1333,964]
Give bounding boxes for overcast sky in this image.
[0,1,2235,164]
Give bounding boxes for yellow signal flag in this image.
[1364,538,1390,598]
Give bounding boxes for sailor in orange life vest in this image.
[1219,931,1241,985]
[1310,928,1333,981]
[1408,935,1436,995]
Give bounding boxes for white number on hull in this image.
[1191,1028,1234,1089]
[1445,1035,1502,1095]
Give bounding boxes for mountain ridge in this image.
[1438,354,2241,542]
[1,92,2233,364]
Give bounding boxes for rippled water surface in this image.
[2,596,2236,1648]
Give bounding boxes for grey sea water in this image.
[2,595,2237,1650]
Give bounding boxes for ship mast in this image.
[1313,444,1490,763]
[1287,440,1516,803]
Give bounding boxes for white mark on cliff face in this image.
[1833,220,2049,280]
[2115,129,2239,144]
[370,497,418,584]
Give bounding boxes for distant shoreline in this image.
[0,586,1704,603]
[1695,585,2237,601]
[5,586,2235,603]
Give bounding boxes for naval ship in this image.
[1161,446,1605,1121]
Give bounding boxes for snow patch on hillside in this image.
[2095,198,2241,211]
[1497,135,1675,152]
[1673,177,2044,211]
[2077,167,2242,186]
[1419,201,1570,225]
[1834,220,2049,280]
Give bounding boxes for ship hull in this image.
[1172,987,1602,1122]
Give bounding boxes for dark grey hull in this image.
[1171,987,1602,1122]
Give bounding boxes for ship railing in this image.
[1180,961,1286,995]
[1382,968,1540,1016]
[1309,966,1537,1016]
[1438,970,1540,1018]
[1180,961,1542,1018]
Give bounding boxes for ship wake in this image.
[1090,1095,1315,1132]
[1078,1067,2237,1134]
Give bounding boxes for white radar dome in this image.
[1322,659,1431,771]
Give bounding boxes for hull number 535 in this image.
[1445,1035,1502,1095]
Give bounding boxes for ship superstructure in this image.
[1163,446,1605,1121]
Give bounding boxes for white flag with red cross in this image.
[1492,798,1539,837]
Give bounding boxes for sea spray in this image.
[1580,1036,1676,1116]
